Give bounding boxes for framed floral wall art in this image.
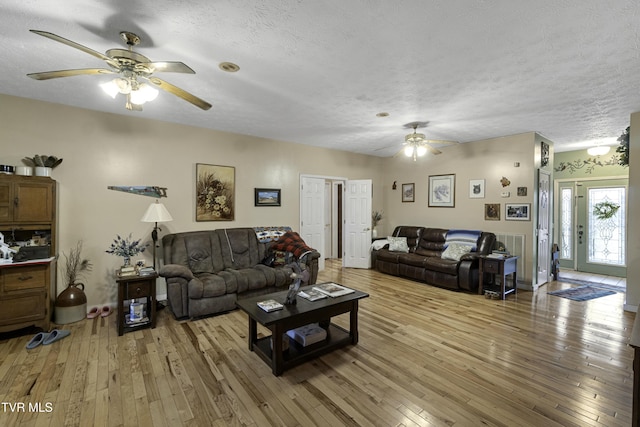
[402,183,415,202]
[428,174,455,207]
[196,163,235,221]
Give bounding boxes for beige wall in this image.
[627,112,640,310]
[0,94,384,306]
[381,132,542,286]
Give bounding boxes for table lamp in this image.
[140,200,173,269]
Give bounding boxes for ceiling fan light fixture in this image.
[404,145,414,157]
[130,83,159,105]
[416,145,427,157]
[99,80,119,98]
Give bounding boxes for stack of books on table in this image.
[257,299,284,312]
[118,266,137,277]
[298,289,327,301]
[286,323,327,347]
[312,282,354,297]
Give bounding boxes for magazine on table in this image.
[298,289,328,301]
[313,282,354,297]
[257,299,284,312]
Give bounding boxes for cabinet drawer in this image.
[3,265,47,291]
[126,282,151,299]
[483,260,501,274]
[0,292,46,323]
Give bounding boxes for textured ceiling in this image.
[1,0,639,155]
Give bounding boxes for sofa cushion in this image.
[190,273,227,298]
[217,228,262,269]
[424,256,459,275]
[444,229,482,251]
[387,236,409,252]
[441,243,473,261]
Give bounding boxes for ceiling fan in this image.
[27,30,212,111]
[400,122,458,161]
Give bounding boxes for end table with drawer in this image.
[478,256,518,300]
[116,272,157,336]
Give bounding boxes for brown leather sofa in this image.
[159,227,320,319]
[375,225,496,292]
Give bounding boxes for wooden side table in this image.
[116,273,157,336]
[478,256,518,300]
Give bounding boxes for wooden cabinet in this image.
[0,260,55,333]
[0,175,55,223]
[0,175,57,332]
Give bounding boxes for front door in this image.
[558,179,627,277]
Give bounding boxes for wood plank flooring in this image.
[0,259,635,426]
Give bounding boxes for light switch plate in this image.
[501,191,510,197]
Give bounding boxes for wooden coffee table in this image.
[235,284,368,376]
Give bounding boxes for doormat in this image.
[548,285,616,301]
[557,278,625,293]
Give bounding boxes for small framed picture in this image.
[485,203,500,221]
[402,183,415,202]
[505,203,530,221]
[469,179,485,198]
[428,174,455,207]
[517,187,527,196]
[254,188,281,206]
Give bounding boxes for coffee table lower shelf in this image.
[252,324,351,373]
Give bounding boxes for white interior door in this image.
[300,176,325,271]
[324,182,332,258]
[537,169,551,285]
[343,179,372,268]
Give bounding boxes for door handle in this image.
[363,227,370,231]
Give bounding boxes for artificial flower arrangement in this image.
[105,234,147,266]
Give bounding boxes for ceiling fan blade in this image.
[425,139,458,145]
[30,30,120,68]
[27,68,115,80]
[425,145,442,155]
[140,61,195,74]
[146,76,212,110]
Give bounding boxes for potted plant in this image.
[106,233,147,267]
[372,210,384,238]
[22,155,63,177]
[55,241,91,324]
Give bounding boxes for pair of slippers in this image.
[87,306,112,319]
[26,329,70,349]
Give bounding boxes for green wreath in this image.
[593,201,620,220]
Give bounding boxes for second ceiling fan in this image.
[401,122,458,161]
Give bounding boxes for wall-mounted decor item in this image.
[505,203,530,221]
[108,186,168,198]
[402,183,415,202]
[485,203,500,221]
[541,141,550,167]
[500,176,511,187]
[428,174,455,207]
[469,179,485,198]
[517,187,527,196]
[255,188,281,206]
[196,163,235,221]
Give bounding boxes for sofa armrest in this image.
[457,258,480,291]
[159,264,195,281]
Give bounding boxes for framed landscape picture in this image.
[196,163,235,221]
[505,203,530,221]
[255,188,281,206]
[402,183,415,202]
[428,174,455,207]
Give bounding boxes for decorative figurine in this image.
[284,258,310,305]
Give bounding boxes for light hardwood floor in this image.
[0,259,635,426]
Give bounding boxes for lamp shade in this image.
[141,201,173,223]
